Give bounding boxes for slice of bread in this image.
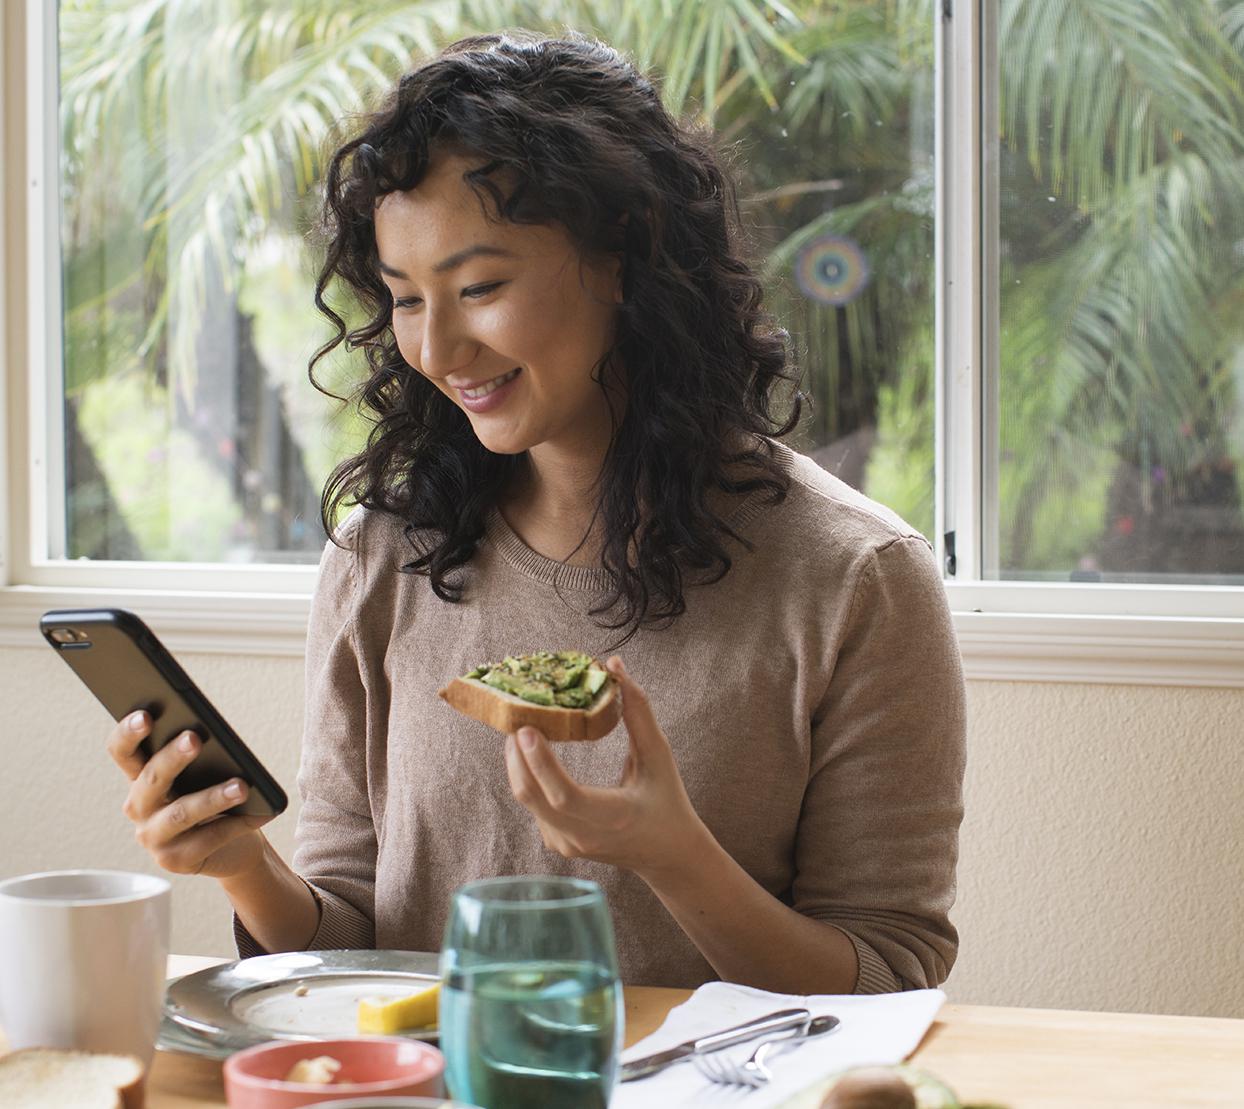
[0,1048,144,1109]
[439,659,621,742]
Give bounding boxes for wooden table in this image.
[20,956,1244,1106]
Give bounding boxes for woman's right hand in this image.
[107,711,274,880]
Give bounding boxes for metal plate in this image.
[156,1015,238,1060]
[160,950,440,1056]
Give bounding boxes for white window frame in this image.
[3,0,1243,684]
[0,1,314,654]
[933,0,1244,686]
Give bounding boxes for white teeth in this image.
[462,368,519,400]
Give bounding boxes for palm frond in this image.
[1217,0,1244,53]
[1001,0,1244,206]
[65,1,469,392]
[64,0,814,396]
[597,0,805,120]
[783,6,909,143]
[762,170,935,278]
[1039,152,1242,470]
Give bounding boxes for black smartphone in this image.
[40,608,287,818]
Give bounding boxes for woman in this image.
[109,32,965,993]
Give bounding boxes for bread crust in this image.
[438,664,621,742]
[0,1048,145,1109]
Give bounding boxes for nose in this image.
[416,305,479,381]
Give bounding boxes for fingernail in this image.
[519,728,537,750]
[224,781,244,799]
[128,712,146,732]
[179,732,197,753]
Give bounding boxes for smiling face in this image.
[374,152,623,463]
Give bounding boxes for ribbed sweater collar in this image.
[481,439,792,591]
[483,509,613,592]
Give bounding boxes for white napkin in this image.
[613,982,945,1109]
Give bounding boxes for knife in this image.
[619,1007,811,1082]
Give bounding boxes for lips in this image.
[459,367,520,400]
[455,367,522,413]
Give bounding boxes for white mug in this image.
[0,869,171,1066]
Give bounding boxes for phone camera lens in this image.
[49,628,88,644]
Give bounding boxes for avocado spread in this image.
[465,651,608,709]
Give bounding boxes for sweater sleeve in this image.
[793,534,966,993]
[235,515,377,956]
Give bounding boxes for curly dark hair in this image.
[310,30,802,643]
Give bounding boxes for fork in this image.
[692,1013,840,1089]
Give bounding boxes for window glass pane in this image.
[59,0,369,563]
[991,2,1244,584]
[58,1,935,563]
[732,3,936,539]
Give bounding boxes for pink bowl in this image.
[223,1037,445,1109]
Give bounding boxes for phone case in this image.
[40,608,287,818]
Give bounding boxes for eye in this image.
[463,281,504,299]
[392,295,422,311]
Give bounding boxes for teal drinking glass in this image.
[439,876,623,1109]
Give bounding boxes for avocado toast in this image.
[438,650,621,741]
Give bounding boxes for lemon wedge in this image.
[357,983,440,1034]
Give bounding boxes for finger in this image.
[107,711,152,781]
[122,730,201,822]
[138,777,251,852]
[504,731,547,813]
[504,728,581,817]
[151,812,260,876]
[513,727,585,814]
[605,657,670,762]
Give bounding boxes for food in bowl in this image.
[283,1055,342,1084]
[223,1037,443,1109]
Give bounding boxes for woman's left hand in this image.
[503,656,708,882]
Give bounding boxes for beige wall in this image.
[2,642,1241,1019]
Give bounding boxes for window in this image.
[54,0,373,565]
[988,0,1244,586]
[39,0,936,569]
[5,0,1243,671]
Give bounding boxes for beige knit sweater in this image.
[237,442,966,991]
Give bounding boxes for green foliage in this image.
[74,372,241,560]
[236,237,371,491]
[1001,0,1244,206]
[863,337,935,540]
[997,259,1119,571]
[56,0,1244,574]
[782,4,908,144]
[993,0,1244,572]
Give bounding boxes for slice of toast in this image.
[0,1048,144,1109]
[439,655,621,742]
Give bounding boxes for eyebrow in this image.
[377,244,516,280]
